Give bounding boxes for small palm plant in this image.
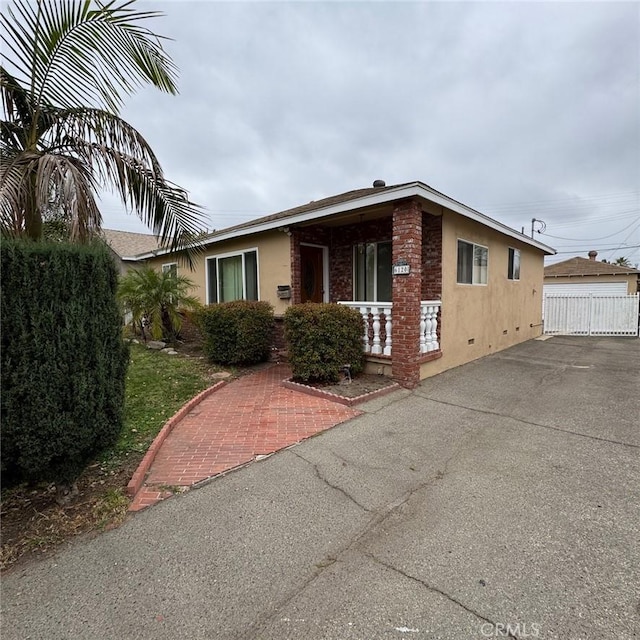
[118,266,201,342]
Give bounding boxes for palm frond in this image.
[1,2,203,253]
[47,106,163,176]
[64,122,205,264]
[0,161,27,236]
[1,0,178,112]
[0,148,102,241]
[1,66,32,130]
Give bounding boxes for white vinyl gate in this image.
[544,294,639,336]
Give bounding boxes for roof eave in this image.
[141,181,556,258]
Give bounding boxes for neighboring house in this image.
[544,250,640,296]
[134,180,555,387]
[100,229,160,275]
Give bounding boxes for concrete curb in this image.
[126,381,228,498]
[281,378,402,407]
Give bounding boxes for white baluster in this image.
[371,308,382,354]
[384,308,392,356]
[360,306,371,353]
[430,306,439,351]
[419,305,427,353]
[426,307,435,351]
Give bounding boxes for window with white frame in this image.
[457,240,488,285]
[162,262,177,278]
[508,247,521,280]
[206,250,258,304]
[354,241,392,301]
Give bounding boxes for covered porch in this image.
[289,197,443,388]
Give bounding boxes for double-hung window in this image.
[354,241,392,302]
[457,240,488,285]
[507,248,521,280]
[206,250,258,304]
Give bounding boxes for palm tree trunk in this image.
[24,171,43,240]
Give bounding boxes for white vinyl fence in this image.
[544,294,639,336]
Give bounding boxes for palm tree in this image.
[613,256,632,268]
[0,0,205,261]
[117,266,201,342]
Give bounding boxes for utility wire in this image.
[552,244,640,255]
[539,217,640,242]
[479,190,639,211]
[603,218,640,262]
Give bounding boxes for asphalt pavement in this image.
[2,336,639,640]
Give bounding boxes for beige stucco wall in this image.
[421,211,545,379]
[144,230,293,315]
[544,274,639,294]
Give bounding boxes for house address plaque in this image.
[393,260,410,275]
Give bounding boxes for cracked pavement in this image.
[2,336,639,640]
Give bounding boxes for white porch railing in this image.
[338,302,393,355]
[338,300,441,356]
[420,300,441,353]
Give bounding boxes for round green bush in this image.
[284,303,365,383]
[195,301,274,365]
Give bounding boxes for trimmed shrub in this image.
[196,301,274,365]
[1,239,129,486]
[284,303,365,383]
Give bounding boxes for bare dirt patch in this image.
[298,374,397,399]
[1,458,137,572]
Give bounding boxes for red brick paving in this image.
[129,364,361,511]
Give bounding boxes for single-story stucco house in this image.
[544,250,640,296]
[130,180,555,387]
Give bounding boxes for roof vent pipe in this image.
[372,179,386,188]
[588,250,598,261]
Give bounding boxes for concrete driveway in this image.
[2,336,639,640]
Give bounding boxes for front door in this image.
[300,245,325,303]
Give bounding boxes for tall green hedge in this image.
[284,303,365,383]
[196,300,274,365]
[1,239,129,486]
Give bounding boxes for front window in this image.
[354,241,392,301]
[457,240,488,285]
[162,262,177,278]
[508,248,521,280]
[207,250,258,303]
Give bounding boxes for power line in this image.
[552,244,640,255]
[478,190,639,211]
[602,216,640,262]
[544,210,639,228]
[539,217,640,242]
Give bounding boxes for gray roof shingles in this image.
[101,229,160,258]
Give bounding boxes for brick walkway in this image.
[129,364,361,511]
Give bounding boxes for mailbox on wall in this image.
[277,285,291,299]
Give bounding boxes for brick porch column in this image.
[392,199,423,388]
[290,232,302,304]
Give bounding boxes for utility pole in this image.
[531,218,546,238]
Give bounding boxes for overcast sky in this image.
[101,1,640,265]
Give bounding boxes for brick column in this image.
[290,232,301,304]
[392,199,423,388]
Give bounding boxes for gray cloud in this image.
[102,1,639,264]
